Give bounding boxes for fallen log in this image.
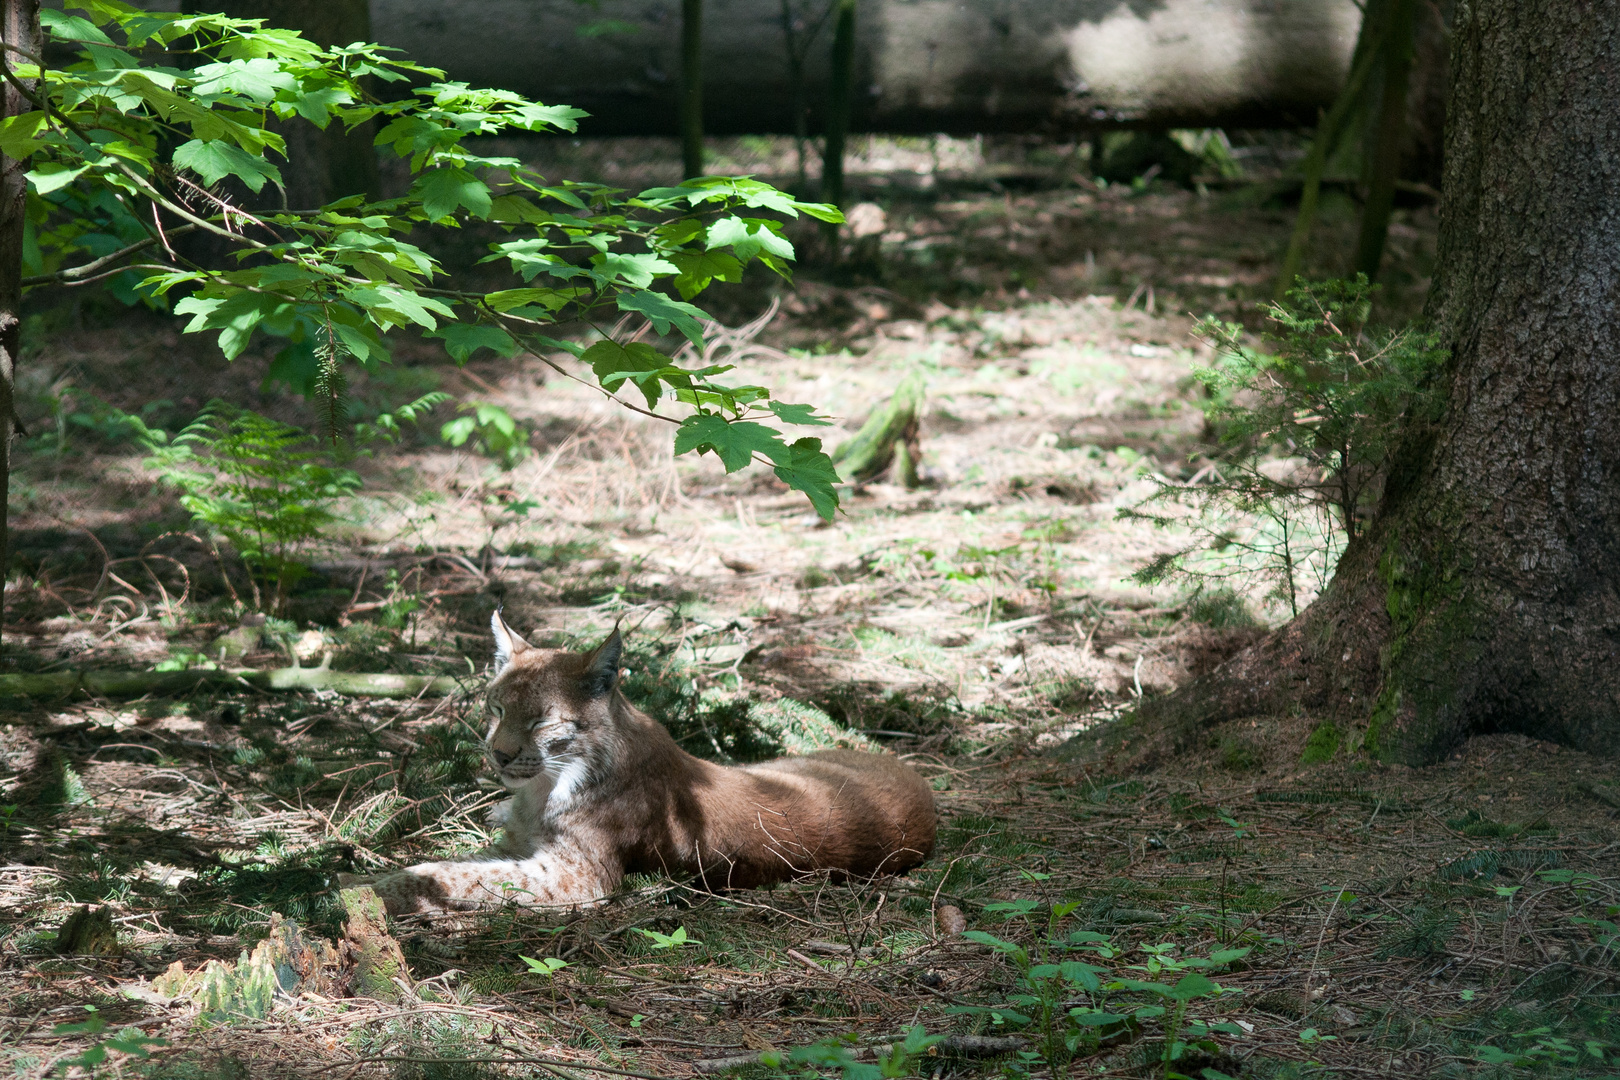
[375,0,1361,135]
[0,664,465,700]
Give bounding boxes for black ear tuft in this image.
[583,627,623,697]
[491,609,531,676]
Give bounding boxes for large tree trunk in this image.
[0,0,40,654]
[1117,0,1620,765]
[372,0,1362,135]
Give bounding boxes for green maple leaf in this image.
[173,138,282,192]
[617,290,709,348]
[772,437,840,520]
[768,401,834,426]
[414,166,492,220]
[583,340,673,409]
[669,250,741,299]
[191,58,297,103]
[673,415,780,473]
[673,418,840,520]
[431,324,519,364]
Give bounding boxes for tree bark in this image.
[1117,0,1620,766]
[0,0,40,654]
[371,0,1362,135]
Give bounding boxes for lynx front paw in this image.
[487,798,513,828]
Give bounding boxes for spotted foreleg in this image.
[340,847,620,915]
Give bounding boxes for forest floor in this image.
[2,136,1617,1080]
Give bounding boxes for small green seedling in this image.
[636,926,691,949]
[53,1006,167,1075]
[520,954,569,1004]
[774,1026,942,1080]
[520,955,568,977]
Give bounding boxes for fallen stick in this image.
[1575,779,1620,809]
[0,665,465,700]
[693,1035,1028,1074]
[785,947,828,973]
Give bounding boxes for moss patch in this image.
[1300,720,1342,764]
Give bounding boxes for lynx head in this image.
[483,611,624,793]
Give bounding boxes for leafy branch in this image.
[11,0,847,518]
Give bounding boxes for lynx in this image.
[347,613,936,914]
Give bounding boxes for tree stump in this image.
[55,905,118,955]
[340,885,413,1000]
[834,371,924,487]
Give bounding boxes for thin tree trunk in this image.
[0,0,40,655]
[681,0,704,179]
[781,0,807,188]
[780,0,833,192]
[1111,0,1620,766]
[211,0,380,206]
[1275,1,1385,297]
[820,0,855,209]
[1352,0,1418,280]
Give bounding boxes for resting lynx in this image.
[349,613,936,914]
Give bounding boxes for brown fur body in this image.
[352,617,936,914]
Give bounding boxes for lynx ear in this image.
[491,609,531,676]
[583,626,623,697]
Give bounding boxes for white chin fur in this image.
[545,757,591,811]
[501,769,550,793]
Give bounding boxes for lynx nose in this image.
[490,747,516,768]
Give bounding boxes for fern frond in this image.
[394,391,453,423]
[147,398,361,613]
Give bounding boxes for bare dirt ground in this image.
[3,137,1617,1080]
